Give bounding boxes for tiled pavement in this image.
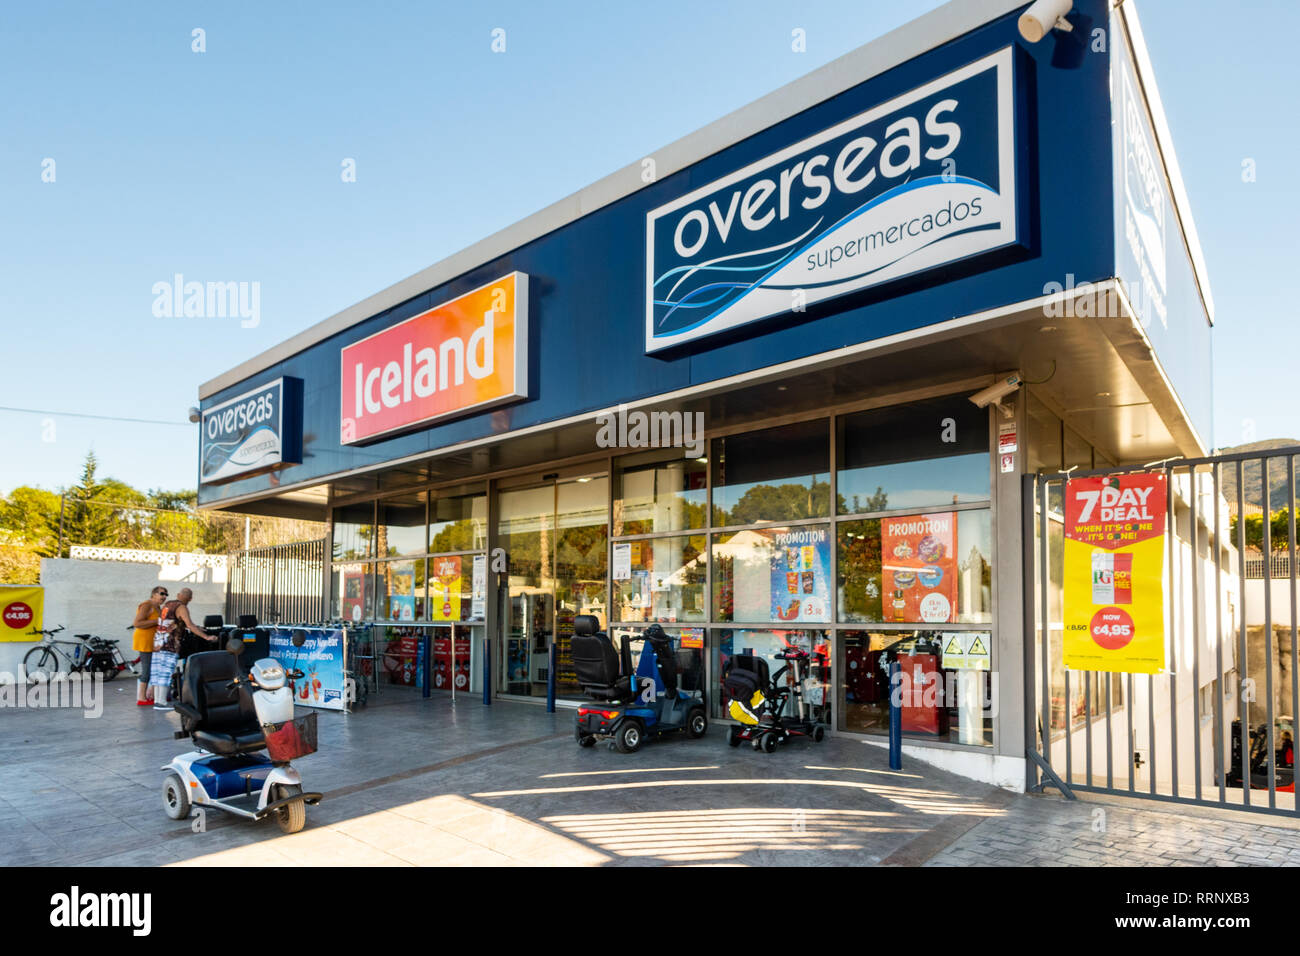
[2,678,1299,866]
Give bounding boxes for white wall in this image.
[0,556,227,673]
[1244,579,1296,627]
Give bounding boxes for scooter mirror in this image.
[291,629,307,648]
[225,636,244,655]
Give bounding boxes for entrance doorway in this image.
[497,473,609,699]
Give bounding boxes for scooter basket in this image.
[263,711,318,762]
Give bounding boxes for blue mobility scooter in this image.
[572,617,707,753]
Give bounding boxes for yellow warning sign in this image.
[940,632,990,671]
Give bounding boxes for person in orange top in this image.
[132,587,168,706]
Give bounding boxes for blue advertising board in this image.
[270,626,346,711]
[200,377,303,484]
[647,46,1026,352]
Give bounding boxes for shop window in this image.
[332,502,375,561]
[841,630,992,747]
[555,478,609,635]
[711,420,829,526]
[428,491,487,554]
[613,449,707,535]
[712,525,831,624]
[612,534,707,623]
[712,628,832,728]
[377,559,425,622]
[379,492,427,558]
[837,509,990,625]
[837,396,989,515]
[330,563,373,623]
[610,625,707,701]
[428,553,482,622]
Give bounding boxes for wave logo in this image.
[645,47,1022,352]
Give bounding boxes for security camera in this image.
[969,373,1023,409]
[1018,0,1073,42]
[187,406,201,423]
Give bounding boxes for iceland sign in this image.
[646,47,1024,352]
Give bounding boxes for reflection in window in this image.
[428,492,487,554]
[613,450,707,535]
[837,396,989,515]
[840,630,992,746]
[713,526,831,624]
[712,628,832,727]
[712,420,829,526]
[609,626,706,700]
[332,503,375,561]
[612,535,706,623]
[379,494,426,558]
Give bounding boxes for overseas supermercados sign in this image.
[646,46,1024,352]
[200,377,304,484]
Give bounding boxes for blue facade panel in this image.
[200,1,1121,506]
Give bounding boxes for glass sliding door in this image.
[496,474,608,699]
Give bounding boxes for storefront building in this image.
[197,0,1215,788]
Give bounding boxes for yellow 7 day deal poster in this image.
[1063,474,1166,673]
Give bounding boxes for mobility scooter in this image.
[572,617,707,753]
[161,632,322,833]
[723,646,828,753]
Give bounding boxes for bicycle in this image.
[22,626,125,682]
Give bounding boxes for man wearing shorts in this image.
[132,587,167,706]
[150,588,216,710]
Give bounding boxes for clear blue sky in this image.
[2,0,1296,497]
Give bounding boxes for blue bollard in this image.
[421,632,432,699]
[546,642,556,713]
[889,659,902,770]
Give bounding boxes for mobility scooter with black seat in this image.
[572,617,707,753]
[723,646,828,752]
[161,632,322,833]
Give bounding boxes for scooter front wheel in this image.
[274,784,306,834]
[162,773,190,820]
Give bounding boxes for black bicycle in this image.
[23,626,129,681]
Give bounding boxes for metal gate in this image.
[225,538,326,626]
[1024,446,1300,816]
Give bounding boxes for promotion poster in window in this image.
[270,627,346,711]
[389,568,415,621]
[430,556,462,622]
[880,513,958,624]
[342,570,365,623]
[767,528,830,623]
[1063,474,1166,673]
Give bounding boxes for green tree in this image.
[1230,507,1297,552]
[0,486,61,552]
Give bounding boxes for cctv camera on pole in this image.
[970,373,1023,419]
[1018,0,1073,43]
